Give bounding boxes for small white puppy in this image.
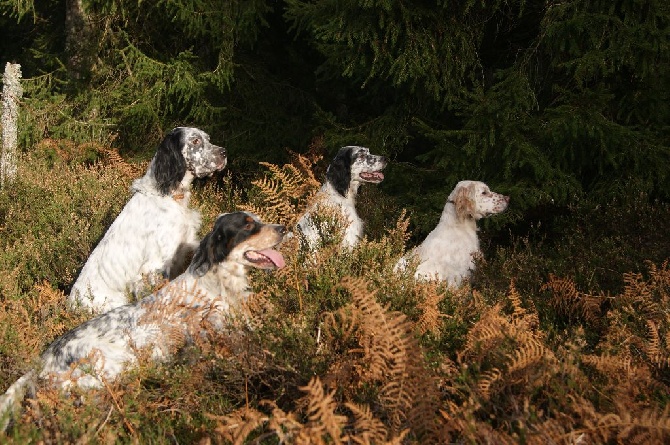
[397,180,509,286]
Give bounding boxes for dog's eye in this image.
[192,137,201,145]
[244,222,255,231]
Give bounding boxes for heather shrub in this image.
[0,148,131,298]
[0,147,669,443]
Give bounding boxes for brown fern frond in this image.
[508,280,526,319]
[324,305,362,347]
[382,429,411,445]
[260,161,316,197]
[251,176,295,217]
[206,408,268,445]
[324,277,443,440]
[634,298,664,321]
[621,271,654,306]
[581,354,636,379]
[320,306,362,390]
[345,277,443,438]
[640,321,670,369]
[379,378,415,418]
[477,368,503,400]
[460,303,509,360]
[645,320,663,363]
[344,402,390,444]
[100,148,143,178]
[239,155,321,227]
[262,402,305,444]
[506,338,552,374]
[647,260,670,298]
[604,265,670,371]
[338,277,412,385]
[299,376,348,444]
[564,403,670,444]
[542,275,603,326]
[507,281,540,331]
[293,149,323,179]
[634,405,670,442]
[416,281,446,335]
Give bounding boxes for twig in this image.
[101,377,136,437]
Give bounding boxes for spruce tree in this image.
[1,0,276,152]
[285,0,670,212]
[1,0,668,216]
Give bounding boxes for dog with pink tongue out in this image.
[0,212,286,426]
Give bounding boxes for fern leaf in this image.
[344,402,390,443]
[239,155,321,226]
[416,280,446,335]
[299,376,347,444]
[542,274,603,326]
[507,338,550,374]
[645,320,662,363]
[206,408,267,445]
[477,368,502,400]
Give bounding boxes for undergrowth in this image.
[0,140,669,443]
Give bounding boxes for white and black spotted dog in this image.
[69,127,227,313]
[0,212,286,429]
[396,180,509,286]
[297,146,387,250]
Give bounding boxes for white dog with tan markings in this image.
[396,180,509,286]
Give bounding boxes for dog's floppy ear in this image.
[454,183,476,220]
[326,147,352,197]
[189,232,215,277]
[153,128,187,195]
[188,228,230,277]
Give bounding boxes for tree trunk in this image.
[1,62,22,187]
[65,0,93,82]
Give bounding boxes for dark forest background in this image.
[1,0,669,239]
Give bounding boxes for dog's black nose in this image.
[276,225,287,236]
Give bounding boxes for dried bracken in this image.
[239,153,321,227]
[99,147,146,179]
[542,274,604,327]
[2,149,670,443]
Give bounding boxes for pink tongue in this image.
[259,249,286,269]
[362,172,384,180]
